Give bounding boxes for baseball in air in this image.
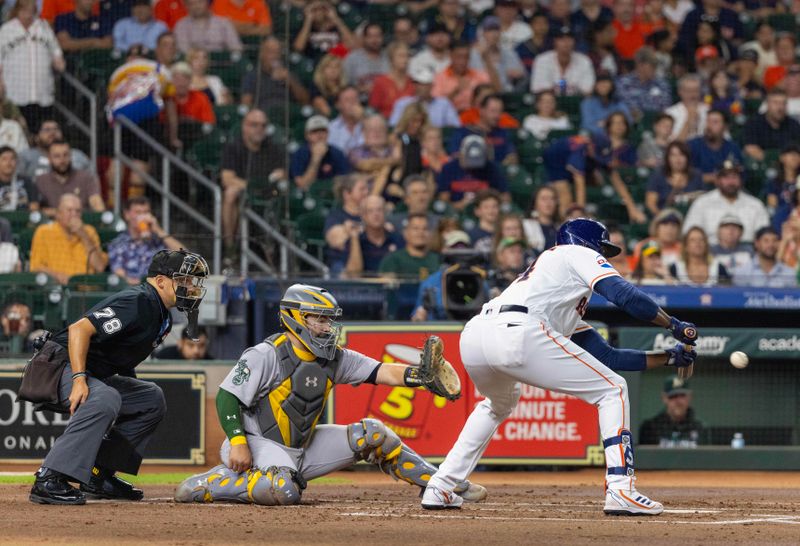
[730,351,749,369]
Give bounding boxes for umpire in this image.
[29,249,209,505]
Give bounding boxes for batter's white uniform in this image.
[429,244,636,493]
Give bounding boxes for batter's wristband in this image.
[230,435,247,446]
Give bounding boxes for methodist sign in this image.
[331,323,606,465]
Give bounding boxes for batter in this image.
[422,218,698,515]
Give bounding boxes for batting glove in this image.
[669,317,698,345]
[665,343,697,368]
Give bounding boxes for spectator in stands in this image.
[174,0,241,54]
[154,325,212,360]
[0,0,65,132]
[212,0,271,37]
[419,126,448,181]
[17,119,89,181]
[586,19,620,77]
[778,209,800,269]
[390,64,461,129]
[343,23,389,96]
[692,30,726,80]
[0,146,35,211]
[766,144,800,230]
[169,61,215,142]
[387,174,440,233]
[637,113,674,169]
[639,376,705,447]
[409,22,452,78]
[0,111,27,154]
[0,302,32,351]
[635,208,684,267]
[29,193,107,284]
[669,225,731,285]
[187,48,231,106]
[392,16,420,53]
[491,0,528,48]
[54,0,112,54]
[328,86,365,157]
[515,11,551,76]
[310,54,346,118]
[220,108,284,248]
[437,135,509,211]
[740,21,776,82]
[492,212,531,257]
[762,33,796,92]
[488,236,526,294]
[649,28,676,79]
[523,185,559,254]
[469,16,525,93]
[291,115,352,193]
[369,42,415,119]
[730,49,764,101]
[607,226,632,277]
[666,74,708,141]
[704,70,740,117]
[324,174,369,276]
[0,75,28,135]
[687,109,744,184]
[616,47,673,119]
[710,214,753,272]
[388,103,428,186]
[432,41,492,113]
[423,0,476,44]
[733,226,796,287]
[154,29,179,66]
[460,83,518,130]
[378,212,440,280]
[293,0,355,63]
[522,90,571,141]
[241,37,309,114]
[112,0,168,53]
[631,240,676,285]
[34,140,104,214]
[546,0,572,37]
[466,189,500,254]
[580,73,633,136]
[410,229,473,322]
[154,0,186,31]
[108,196,184,285]
[448,93,517,165]
[344,195,403,277]
[743,89,800,161]
[778,65,800,121]
[684,161,769,244]
[349,115,400,197]
[531,26,595,96]
[572,0,614,49]
[612,0,647,61]
[677,0,742,61]
[645,141,705,215]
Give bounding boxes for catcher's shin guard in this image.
[174,464,306,505]
[348,418,437,487]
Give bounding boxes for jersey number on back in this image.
[93,307,122,334]
[576,296,588,317]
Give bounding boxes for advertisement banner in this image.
[331,324,604,465]
[592,286,800,310]
[0,372,206,464]
[618,328,800,359]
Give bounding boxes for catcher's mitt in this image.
[404,336,461,401]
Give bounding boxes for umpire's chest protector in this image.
[255,333,340,448]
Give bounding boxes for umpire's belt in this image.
[484,305,529,315]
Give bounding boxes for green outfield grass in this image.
[0,473,350,486]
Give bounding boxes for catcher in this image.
[175,283,479,505]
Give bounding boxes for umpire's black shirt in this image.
[53,283,172,378]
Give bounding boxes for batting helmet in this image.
[556,218,622,258]
[279,284,342,360]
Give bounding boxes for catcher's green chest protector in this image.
[255,333,339,448]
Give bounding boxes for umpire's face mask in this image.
[172,274,206,313]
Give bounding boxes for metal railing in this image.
[54,71,98,172]
[112,116,223,274]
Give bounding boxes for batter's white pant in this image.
[428,307,635,493]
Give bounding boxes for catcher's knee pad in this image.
[248,466,306,506]
[604,429,635,477]
[174,464,250,503]
[347,418,403,462]
[378,445,437,487]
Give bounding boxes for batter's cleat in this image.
[421,486,463,510]
[604,489,663,516]
[454,480,488,503]
[80,474,144,501]
[29,468,86,505]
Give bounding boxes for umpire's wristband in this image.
[72,372,88,380]
[403,367,424,388]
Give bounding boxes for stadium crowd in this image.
[0,0,798,318]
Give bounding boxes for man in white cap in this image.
[290,115,352,192]
[389,64,461,128]
[709,214,753,271]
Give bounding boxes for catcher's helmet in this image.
[279,284,342,360]
[147,249,209,312]
[557,218,621,258]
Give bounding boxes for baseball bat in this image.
[678,341,695,379]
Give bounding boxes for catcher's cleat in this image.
[421,486,463,510]
[604,489,663,516]
[454,480,487,502]
[29,468,86,505]
[80,474,144,501]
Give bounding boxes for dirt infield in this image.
[2,470,800,545]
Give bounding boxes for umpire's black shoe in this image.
[29,468,86,505]
[80,474,144,501]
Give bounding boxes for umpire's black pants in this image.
[42,364,166,484]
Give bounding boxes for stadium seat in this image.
[505,164,537,211]
[64,291,117,323]
[0,210,44,232]
[67,273,125,292]
[77,48,123,89]
[208,51,254,93]
[0,272,64,330]
[214,104,245,133]
[293,211,327,261]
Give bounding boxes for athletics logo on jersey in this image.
[596,255,613,268]
[232,359,251,385]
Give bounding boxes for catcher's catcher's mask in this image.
[279,284,342,360]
